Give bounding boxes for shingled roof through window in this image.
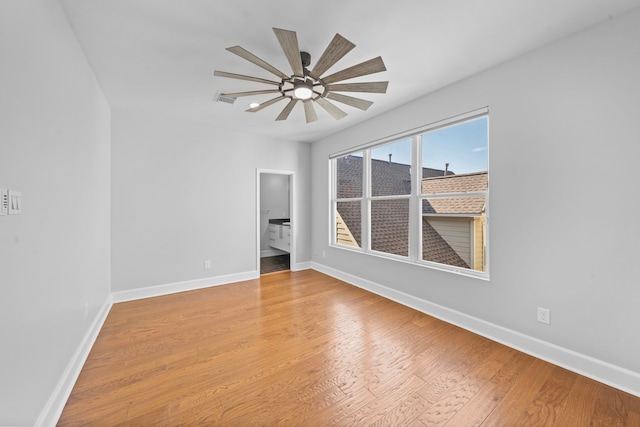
[422,172,487,216]
[337,155,455,199]
[371,199,409,256]
[422,171,487,193]
[335,155,485,268]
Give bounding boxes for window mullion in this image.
[408,135,420,262]
[330,159,336,246]
[415,134,424,262]
[362,150,371,252]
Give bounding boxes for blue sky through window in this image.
[370,117,488,174]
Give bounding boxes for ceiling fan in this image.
[214,28,388,123]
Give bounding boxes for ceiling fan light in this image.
[293,80,313,100]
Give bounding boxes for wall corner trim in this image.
[112,271,260,303]
[310,262,640,398]
[35,295,113,427]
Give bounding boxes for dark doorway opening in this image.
[260,254,290,274]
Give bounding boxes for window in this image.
[331,109,489,278]
[370,139,411,256]
[421,117,488,272]
[335,152,363,248]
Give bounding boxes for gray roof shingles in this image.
[422,172,487,216]
[335,155,485,268]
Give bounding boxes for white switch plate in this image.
[8,190,21,215]
[0,189,7,215]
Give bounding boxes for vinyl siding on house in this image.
[426,217,472,266]
[473,217,485,271]
[336,211,359,247]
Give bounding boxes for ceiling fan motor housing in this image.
[300,51,311,69]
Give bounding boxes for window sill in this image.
[329,243,490,281]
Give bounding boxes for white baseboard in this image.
[112,270,260,303]
[291,261,312,272]
[311,262,640,398]
[35,295,113,427]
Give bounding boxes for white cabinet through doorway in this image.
[269,224,290,253]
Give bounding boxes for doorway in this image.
[256,170,295,275]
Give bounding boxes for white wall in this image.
[312,8,640,389]
[0,1,111,425]
[111,109,311,292]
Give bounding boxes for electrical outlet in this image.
[537,307,550,324]
[204,260,211,269]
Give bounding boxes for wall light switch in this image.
[8,190,22,215]
[0,189,8,215]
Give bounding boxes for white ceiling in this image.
[59,0,640,143]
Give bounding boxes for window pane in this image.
[371,139,412,196]
[422,198,486,272]
[336,153,363,199]
[422,117,488,194]
[336,201,361,247]
[371,199,409,256]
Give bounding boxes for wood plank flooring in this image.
[59,270,640,426]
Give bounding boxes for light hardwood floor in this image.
[59,270,640,426]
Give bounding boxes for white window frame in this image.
[330,108,490,280]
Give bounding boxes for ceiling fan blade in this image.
[226,46,289,80]
[275,99,298,121]
[214,71,281,86]
[246,96,287,112]
[315,97,347,120]
[326,81,388,93]
[321,56,386,85]
[222,89,281,97]
[326,92,374,110]
[309,33,356,79]
[273,28,303,77]
[303,100,318,123]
